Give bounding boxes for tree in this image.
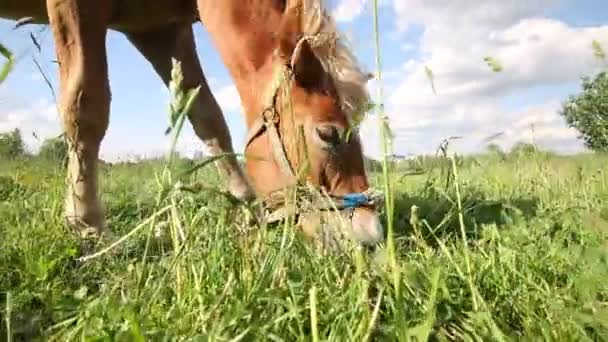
[0,128,26,159]
[509,141,537,156]
[485,143,503,154]
[485,143,501,153]
[38,135,69,164]
[559,71,608,152]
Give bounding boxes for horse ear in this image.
[277,0,325,88]
[277,0,303,59]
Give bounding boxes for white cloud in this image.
[214,84,243,113]
[331,0,393,22]
[0,91,61,153]
[0,87,209,162]
[360,97,585,159]
[356,0,608,158]
[333,0,368,22]
[392,0,558,34]
[97,128,206,162]
[389,19,608,110]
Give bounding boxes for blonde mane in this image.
[299,0,373,125]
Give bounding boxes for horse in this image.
[0,0,384,247]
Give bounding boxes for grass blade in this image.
[0,43,15,84]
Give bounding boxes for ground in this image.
[0,151,607,340]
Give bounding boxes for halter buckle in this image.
[262,107,280,125]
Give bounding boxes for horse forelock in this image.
[298,0,372,126]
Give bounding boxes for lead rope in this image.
[262,185,383,224]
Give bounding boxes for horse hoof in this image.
[64,217,108,254]
[65,216,104,236]
[229,179,256,203]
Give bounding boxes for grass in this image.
[0,151,607,341]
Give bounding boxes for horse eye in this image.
[315,124,343,147]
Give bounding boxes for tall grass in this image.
[0,42,14,84]
[2,143,608,340]
[371,0,399,297]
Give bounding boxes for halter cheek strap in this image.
[244,105,297,184]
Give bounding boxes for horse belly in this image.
[0,0,197,30]
[110,0,197,31]
[0,0,48,23]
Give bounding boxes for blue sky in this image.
[1,0,607,161]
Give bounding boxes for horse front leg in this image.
[125,23,255,201]
[46,0,112,239]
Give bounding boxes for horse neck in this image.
[197,1,299,194]
[198,1,285,124]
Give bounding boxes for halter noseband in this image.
[243,53,381,223]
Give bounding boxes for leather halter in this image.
[244,63,298,184]
[242,55,381,222]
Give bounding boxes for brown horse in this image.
[1,0,384,246]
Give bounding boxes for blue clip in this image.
[341,193,370,208]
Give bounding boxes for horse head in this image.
[243,0,384,246]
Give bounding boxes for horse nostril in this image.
[315,124,342,146]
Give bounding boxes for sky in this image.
[1,0,607,162]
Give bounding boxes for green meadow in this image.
[1,149,607,341]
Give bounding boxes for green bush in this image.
[38,135,69,164]
[509,141,537,156]
[0,176,26,201]
[485,143,506,160]
[0,128,26,160]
